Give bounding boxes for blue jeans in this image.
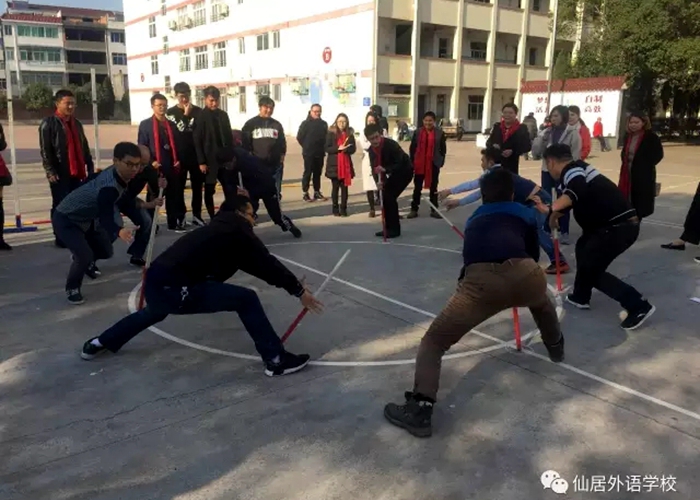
[541,171,570,234]
[532,189,566,264]
[120,200,152,260]
[97,274,284,362]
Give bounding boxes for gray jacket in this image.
[532,124,582,171]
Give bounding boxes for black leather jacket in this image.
[39,115,94,179]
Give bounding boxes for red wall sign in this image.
[322,47,332,64]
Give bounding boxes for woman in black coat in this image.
[661,182,700,262]
[618,112,664,219]
[325,113,357,216]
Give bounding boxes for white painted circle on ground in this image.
[126,241,564,367]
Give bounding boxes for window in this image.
[256,33,269,51]
[213,41,226,68]
[112,52,127,65]
[469,42,487,61]
[238,86,246,113]
[272,83,281,101]
[533,0,541,11]
[5,50,14,61]
[272,30,280,48]
[194,45,208,70]
[151,54,159,75]
[238,37,245,54]
[160,0,167,15]
[19,47,63,63]
[179,48,191,72]
[148,16,156,38]
[256,83,270,96]
[17,25,59,38]
[192,1,206,27]
[218,88,228,111]
[110,31,125,43]
[177,6,188,26]
[20,71,63,87]
[164,75,171,93]
[163,36,169,55]
[211,0,228,22]
[467,95,484,120]
[3,25,11,36]
[528,47,538,66]
[438,38,450,58]
[237,0,243,3]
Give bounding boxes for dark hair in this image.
[543,143,574,161]
[480,168,514,203]
[550,105,570,126]
[54,89,74,102]
[365,111,379,126]
[219,195,252,214]
[364,123,382,138]
[203,86,220,99]
[150,93,167,105]
[480,146,502,164]
[568,105,581,116]
[113,142,141,160]
[331,113,351,131]
[173,82,191,95]
[310,103,322,110]
[502,103,519,114]
[259,96,275,107]
[628,111,651,130]
[423,111,437,120]
[370,104,383,116]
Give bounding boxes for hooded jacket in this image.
[148,208,304,296]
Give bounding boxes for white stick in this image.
[314,249,351,297]
[144,187,165,267]
[238,171,244,190]
[90,68,101,170]
[5,69,20,227]
[425,197,455,227]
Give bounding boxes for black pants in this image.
[186,162,205,220]
[381,169,413,234]
[410,167,440,212]
[331,178,349,212]
[596,136,609,151]
[249,176,284,227]
[681,182,700,245]
[164,168,187,228]
[204,168,230,219]
[573,221,646,311]
[366,191,376,211]
[0,196,5,241]
[302,156,324,193]
[50,176,84,242]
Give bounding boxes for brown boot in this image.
[407,210,418,219]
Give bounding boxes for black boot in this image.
[543,334,565,362]
[0,198,10,251]
[332,205,340,217]
[384,391,434,437]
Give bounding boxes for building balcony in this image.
[66,62,108,73]
[494,63,520,89]
[497,7,523,35]
[419,0,459,27]
[376,54,412,85]
[377,0,412,21]
[461,60,489,88]
[527,11,551,38]
[464,1,493,30]
[417,57,455,87]
[65,39,107,51]
[524,66,548,82]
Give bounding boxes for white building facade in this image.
[124,0,571,134]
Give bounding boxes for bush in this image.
[23,83,53,111]
[97,77,116,119]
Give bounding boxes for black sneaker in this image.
[620,301,656,331]
[192,216,206,227]
[566,294,590,310]
[281,215,302,238]
[544,335,565,362]
[66,289,85,305]
[55,238,67,248]
[129,257,146,267]
[0,240,11,251]
[264,351,311,376]
[81,337,107,360]
[314,191,326,201]
[303,192,312,202]
[169,225,186,234]
[375,230,400,239]
[694,256,700,264]
[368,209,376,218]
[85,262,101,280]
[384,391,434,438]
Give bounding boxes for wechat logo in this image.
[541,470,569,495]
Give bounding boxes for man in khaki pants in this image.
[384,168,565,438]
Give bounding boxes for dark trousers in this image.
[381,169,413,234]
[366,191,376,211]
[164,168,187,228]
[302,156,324,193]
[249,174,285,226]
[0,197,5,240]
[52,211,113,291]
[97,278,284,362]
[596,136,609,151]
[573,222,646,311]
[410,167,440,212]
[120,201,153,260]
[187,162,205,220]
[204,168,229,219]
[50,176,84,242]
[541,171,570,234]
[330,178,349,212]
[681,182,700,245]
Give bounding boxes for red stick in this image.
[281,309,309,343]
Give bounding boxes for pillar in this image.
[408,0,421,125]
[449,0,465,122]
[482,1,499,133]
[514,0,531,111]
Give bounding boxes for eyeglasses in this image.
[124,160,142,168]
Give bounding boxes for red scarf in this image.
[55,111,86,180]
[413,127,436,188]
[500,118,520,143]
[618,131,643,198]
[152,116,179,172]
[336,131,352,187]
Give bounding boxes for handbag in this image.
[0,154,12,187]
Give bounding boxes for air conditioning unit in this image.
[168,20,178,30]
[184,18,193,28]
[227,87,239,97]
[220,5,230,17]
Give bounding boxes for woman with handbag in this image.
[0,122,12,251]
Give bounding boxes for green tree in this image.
[23,83,53,111]
[97,77,116,119]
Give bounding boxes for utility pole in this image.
[545,0,560,114]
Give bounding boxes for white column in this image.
[12,26,22,97]
[450,0,465,122]
[514,0,531,110]
[482,1,499,133]
[408,0,421,125]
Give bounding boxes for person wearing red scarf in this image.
[324,113,356,217]
[39,89,94,248]
[485,103,531,175]
[618,111,663,219]
[408,111,447,219]
[138,93,186,232]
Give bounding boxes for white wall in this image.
[521,90,622,137]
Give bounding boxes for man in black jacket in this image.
[296,103,328,202]
[485,103,532,175]
[39,89,94,247]
[193,86,235,220]
[365,123,413,238]
[80,195,323,376]
[167,82,205,226]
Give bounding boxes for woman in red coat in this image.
[568,106,591,160]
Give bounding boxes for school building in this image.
[123,0,573,134]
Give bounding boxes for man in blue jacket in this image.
[383,168,565,438]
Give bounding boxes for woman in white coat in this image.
[359,111,387,218]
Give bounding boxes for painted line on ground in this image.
[126,241,562,366]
